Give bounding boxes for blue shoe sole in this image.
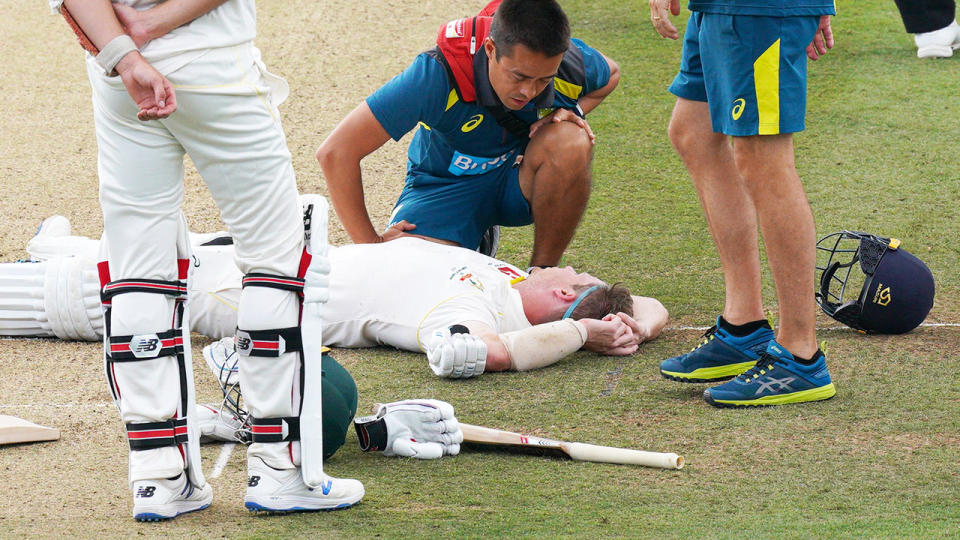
[134,503,211,522]
[245,501,357,513]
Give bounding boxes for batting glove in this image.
[426,325,487,378]
[354,399,463,459]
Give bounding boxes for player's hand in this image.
[115,52,176,120]
[806,15,834,60]
[612,311,652,343]
[380,220,417,242]
[529,108,594,143]
[580,315,639,356]
[112,3,156,48]
[354,399,463,459]
[426,325,487,378]
[649,0,681,40]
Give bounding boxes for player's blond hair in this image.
[566,283,633,320]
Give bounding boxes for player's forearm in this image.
[130,0,230,42]
[631,296,668,341]
[497,320,588,371]
[62,0,128,49]
[578,55,620,115]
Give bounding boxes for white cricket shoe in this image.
[915,20,960,58]
[244,457,364,512]
[132,473,213,522]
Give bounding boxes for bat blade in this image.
[460,423,683,470]
[0,415,60,445]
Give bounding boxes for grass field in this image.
[1,0,959,538]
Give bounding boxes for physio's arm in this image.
[577,53,619,115]
[112,0,229,47]
[316,102,394,244]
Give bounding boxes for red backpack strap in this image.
[477,0,502,17]
[436,16,493,102]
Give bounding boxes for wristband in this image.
[95,34,138,76]
[353,415,388,452]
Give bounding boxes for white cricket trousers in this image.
[88,43,304,481]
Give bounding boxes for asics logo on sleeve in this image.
[731,98,746,120]
[461,114,484,132]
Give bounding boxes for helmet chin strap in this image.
[563,285,600,319]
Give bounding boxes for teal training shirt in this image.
[366,38,609,183]
[687,0,836,16]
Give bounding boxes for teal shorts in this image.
[668,12,820,136]
[390,165,532,250]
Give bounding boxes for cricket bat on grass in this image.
[0,415,60,445]
[460,423,684,470]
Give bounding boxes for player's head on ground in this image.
[516,266,633,323]
[485,0,570,110]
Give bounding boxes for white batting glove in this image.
[302,194,331,305]
[354,399,463,459]
[426,325,487,378]
[303,255,330,304]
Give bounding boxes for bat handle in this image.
[565,442,684,470]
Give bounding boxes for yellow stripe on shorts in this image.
[753,39,781,135]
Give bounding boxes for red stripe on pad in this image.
[251,425,283,434]
[129,429,174,439]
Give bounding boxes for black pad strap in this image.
[235,327,303,357]
[101,278,186,302]
[107,329,182,362]
[241,273,305,294]
[126,418,188,450]
[353,415,389,453]
[249,416,300,443]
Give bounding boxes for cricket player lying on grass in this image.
[1,209,667,379]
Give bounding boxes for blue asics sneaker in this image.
[660,317,773,383]
[703,341,836,407]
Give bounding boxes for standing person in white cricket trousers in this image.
[52,0,363,520]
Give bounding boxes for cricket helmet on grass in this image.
[815,231,934,334]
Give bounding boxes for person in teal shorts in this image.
[648,0,838,407]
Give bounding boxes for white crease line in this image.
[208,442,236,480]
[0,402,112,409]
[667,322,959,332]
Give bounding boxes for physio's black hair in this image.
[489,0,571,59]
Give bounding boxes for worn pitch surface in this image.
[2,1,959,538]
